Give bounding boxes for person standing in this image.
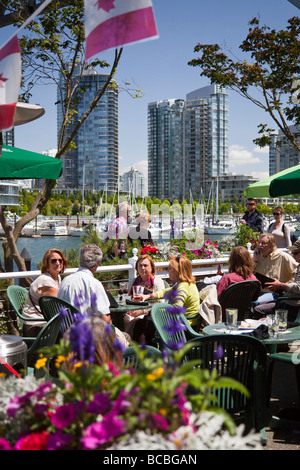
[240,198,264,233]
[267,206,291,249]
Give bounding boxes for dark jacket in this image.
[242,209,264,233]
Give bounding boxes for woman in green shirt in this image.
[142,255,200,327]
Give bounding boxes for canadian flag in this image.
[0,35,21,132]
[84,0,158,60]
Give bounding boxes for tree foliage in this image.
[0,0,123,274]
[188,16,300,152]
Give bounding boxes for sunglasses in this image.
[246,203,255,206]
[273,212,280,216]
[50,258,63,264]
[292,251,300,256]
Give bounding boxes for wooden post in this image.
[19,248,31,287]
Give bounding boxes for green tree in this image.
[188,16,300,152]
[0,0,123,274]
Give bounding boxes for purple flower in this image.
[166,305,186,316]
[69,316,95,363]
[166,338,186,350]
[46,431,74,450]
[113,337,125,354]
[59,306,69,319]
[86,393,111,414]
[81,412,125,449]
[50,402,78,429]
[214,345,224,360]
[163,317,186,336]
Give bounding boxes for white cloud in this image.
[229,144,261,168]
[252,146,269,154]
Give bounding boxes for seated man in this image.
[58,244,111,320]
[254,239,300,321]
[58,244,130,347]
[253,234,297,296]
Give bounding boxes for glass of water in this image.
[225,309,238,330]
[275,309,288,332]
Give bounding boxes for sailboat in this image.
[204,179,237,235]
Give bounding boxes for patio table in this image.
[109,298,154,331]
[202,322,300,432]
[202,322,300,353]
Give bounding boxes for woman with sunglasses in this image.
[142,255,200,328]
[22,249,68,337]
[267,206,291,248]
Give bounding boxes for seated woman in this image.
[216,246,261,298]
[142,255,200,330]
[22,248,68,337]
[124,254,165,341]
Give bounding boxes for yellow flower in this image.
[146,367,164,381]
[159,408,167,415]
[74,361,83,369]
[55,355,67,368]
[35,357,47,369]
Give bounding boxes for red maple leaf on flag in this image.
[0,73,8,88]
[94,0,115,12]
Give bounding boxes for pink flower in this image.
[81,412,124,449]
[0,439,12,450]
[152,414,169,431]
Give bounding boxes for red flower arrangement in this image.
[140,245,159,255]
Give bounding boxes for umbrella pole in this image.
[0,132,2,157]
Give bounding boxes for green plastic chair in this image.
[25,313,62,379]
[218,280,261,321]
[39,295,82,336]
[123,345,162,368]
[7,285,42,334]
[267,307,300,401]
[150,302,203,351]
[182,334,269,445]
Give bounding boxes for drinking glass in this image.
[132,285,144,301]
[275,309,288,332]
[225,308,238,330]
[266,314,276,337]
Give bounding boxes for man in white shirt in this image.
[58,244,111,321]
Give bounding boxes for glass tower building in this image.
[57,67,119,193]
[148,85,229,200]
[269,125,300,175]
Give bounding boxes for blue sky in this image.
[0,0,299,186]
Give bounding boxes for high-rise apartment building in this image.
[147,85,229,200]
[148,99,185,199]
[120,167,146,198]
[269,125,300,175]
[57,67,119,193]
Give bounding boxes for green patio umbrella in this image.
[243,163,300,198]
[0,145,62,179]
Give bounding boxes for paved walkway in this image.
[264,360,300,450]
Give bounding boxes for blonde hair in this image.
[170,255,195,284]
